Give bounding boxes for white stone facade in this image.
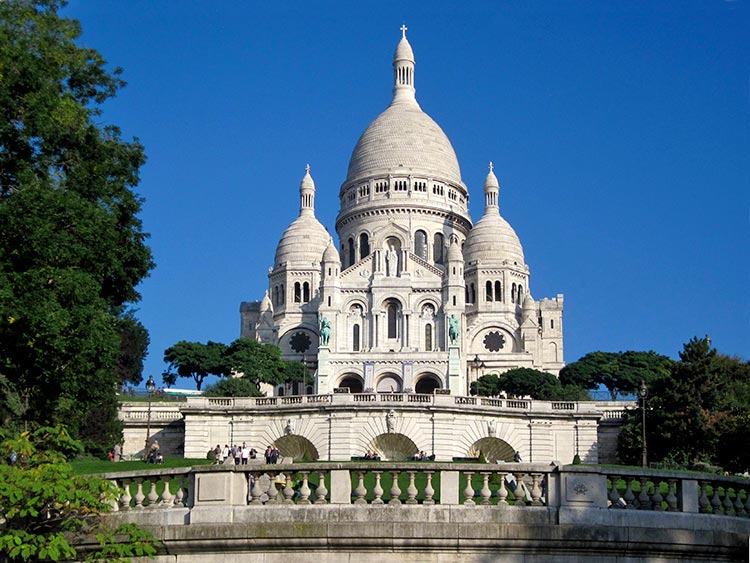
[240,29,564,398]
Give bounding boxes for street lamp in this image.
[470,355,485,395]
[638,380,648,468]
[144,375,156,457]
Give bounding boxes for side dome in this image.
[463,164,525,266]
[273,166,330,268]
[274,215,329,268]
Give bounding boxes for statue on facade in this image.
[385,248,398,277]
[285,418,294,436]
[487,420,496,438]
[386,409,396,433]
[319,317,332,347]
[448,314,460,345]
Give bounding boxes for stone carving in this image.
[385,248,398,277]
[487,420,496,437]
[448,314,460,344]
[572,481,588,495]
[319,317,332,347]
[284,418,294,436]
[386,410,396,433]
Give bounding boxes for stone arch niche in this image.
[337,373,364,393]
[414,373,442,394]
[376,372,402,393]
[370,433,418,461]
[467,437,516,463]
[274,434,319,462]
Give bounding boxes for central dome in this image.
[344,29,462,187]
[345,103,462,185]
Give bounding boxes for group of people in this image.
[264,444,281,464]
[413,451,436,461]
[363,449,381,460]
[213,443,258,464]
[108,443,122,462]
[145,440,163,464]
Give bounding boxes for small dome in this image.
[394,36,414,62]
[273,215,329,268]
[260,290,273,312]
[522,293,535,309]
[447,238,463,262]
[463,212,525,266]
[323,238,341,263]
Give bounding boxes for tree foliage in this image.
[0,0,153,454]
[617,337,750,472]
[559,350,674,400]
[202,377,262,398]
[471,369,588,400]
[163,341,227,391]
[0,424,157,563]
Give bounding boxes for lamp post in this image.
[470,355,485,395]
[638,380,648,468]
[144,375,156,456]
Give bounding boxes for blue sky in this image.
[65,1,749,390]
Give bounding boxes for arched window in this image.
[465,286,469,303]
[280,284,285,304]
[353,324,360,351]
[425,324,432,351]
[303,282,310,302]
[414,230,427,259]
[434,233,444,264]
[494,281,502,302]
[273,286,278,305]
[511,283,516,303]
[518,285,523,303]
[486,281,493,301]
[359,233,370,259]
[347,237,355,268]
[386,300,399,339]
[471,283,476,304]
[294,282,301,303]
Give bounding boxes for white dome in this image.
[346,103,462,185]
[274,215,329,268]
[464,212,525,266]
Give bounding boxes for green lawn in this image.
[72,457,211,475]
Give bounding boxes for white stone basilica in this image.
[240,28,564,397]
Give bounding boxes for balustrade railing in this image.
[108,468,191,510]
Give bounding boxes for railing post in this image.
[441,470,459,505]
[330,469,351,504]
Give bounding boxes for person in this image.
[113,442,121,462]
[270,444,280,464]
[233,444,240,465]
[213,444,221,464]
[264,445,272,464]
[241,446,249,464]
[514,451,522,463]
[221,444,230,462]
[146,440,160,463]
[249,447,257,460]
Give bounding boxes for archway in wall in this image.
[369,433,419,461]
[376,373,402,393]
[338,374,364,393]
[414,373,441,394]
[467,437,516,463]
[274,435,319,462]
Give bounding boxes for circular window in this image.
[290,331,311,353]
[483,331,506,352]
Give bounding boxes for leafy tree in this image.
[163,341,228,391]
[0,424,157,563]
[617,337,750,471]
[202,377,262,397]
[470,373,502,397]
[0,0,153,454]
[471,369,588,400]
[223,339,287,387]
[115,310,149,388]
[559,350,673,400]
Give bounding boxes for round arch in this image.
[273,435,319,462]
[467,437,517,463]
[376,372,402,393]
[337,373,364,393]
[414,372,442,394]
[369,433,419,461]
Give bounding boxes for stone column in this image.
[316,346,332,394]
[447,346,462,395]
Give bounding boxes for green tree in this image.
[223,339,287,387]
[559,350,673,400]
[115,310,149,388]
[0,425,157,563]
[163,341,228,391]
[471,370,588,400]
[0,0,153,454]
[470,373,502,397]
[202,377,262,398]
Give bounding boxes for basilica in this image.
[240,28,564,397]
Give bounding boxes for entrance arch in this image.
[274,435,319,462]
[467,437,516,463]
[414,373,442,394]
[338,374,364,393]
[369,433,419,461]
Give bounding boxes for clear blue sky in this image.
[65,1,749,389]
